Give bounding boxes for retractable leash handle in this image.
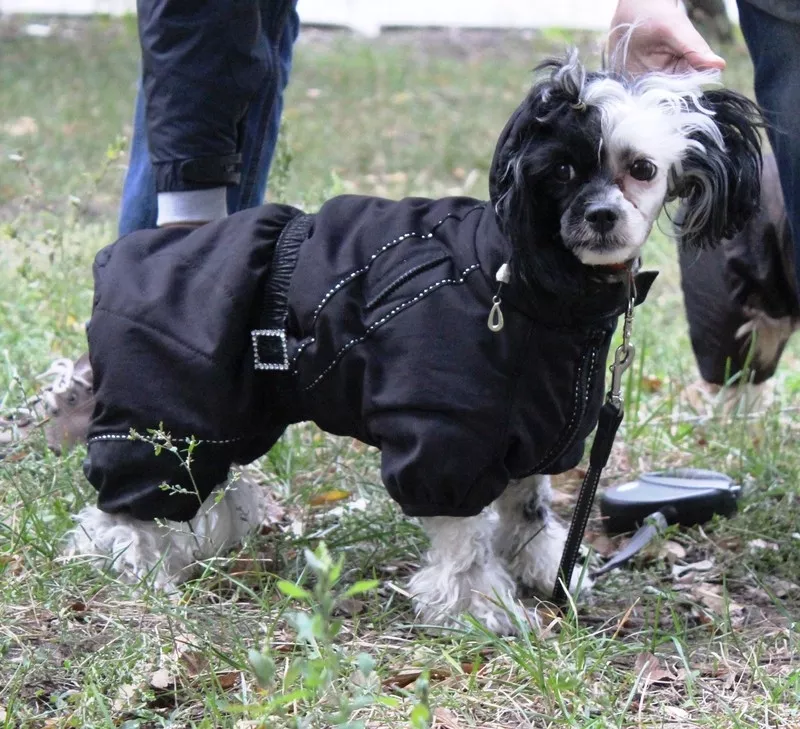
[551,272,636,606]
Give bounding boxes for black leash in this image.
[551,269,637,606]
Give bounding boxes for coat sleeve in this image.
[136,0,294,193]
[369,410,510,518]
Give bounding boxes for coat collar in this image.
[474,205,658,327]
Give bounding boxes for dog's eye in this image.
[553,163,575,182]
[630,159,657,182]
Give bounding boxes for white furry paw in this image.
[409,559,532,635]
[500,519,593,600]
[64,470,269,591]
[64,505,192,591]
[410,513,539,635]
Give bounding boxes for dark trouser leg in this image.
[118,1,299,236]
[738,0,800,288]
[680,155,797,385]
[681,1,800,384]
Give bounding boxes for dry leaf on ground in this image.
[171,633,209,676]
[148,633,238,695]
[585,530,617,558]
[691,583,744,623]
[747,538,779,552]
[4,116,39,136]
[382,662,480,691]
[433,707,465,729]
[335,598,365,616]
[216,672,241,690]
[764,577,800,598]
[149,667,175,691]
[112,684,138,713]
[309,488,351,506]
[641,375,664,393]
[383,668,452,690]
[659,540,687,564]
[664,705,691,721]
[634,652,678,685]
[0,553,25,575]
[672,559,714,580]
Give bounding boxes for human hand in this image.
[609,0,726,76]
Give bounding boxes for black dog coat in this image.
[84,195,655,522]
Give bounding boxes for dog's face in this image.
[552,90,688,265]
[515,95,676,266]
[493,53,762,275]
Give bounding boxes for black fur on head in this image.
[489,51,764,296]
[490,54,607,294]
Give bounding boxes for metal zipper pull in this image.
[487,262,511,333]
[488,296,504,332]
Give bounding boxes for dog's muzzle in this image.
[584,204,620,235]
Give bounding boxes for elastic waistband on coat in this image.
[251,212,314,371]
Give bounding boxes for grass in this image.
[1,15,799,729]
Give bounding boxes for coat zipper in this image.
[524,328,605,475]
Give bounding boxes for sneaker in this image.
[680,377,771,420]
[0,353,94,456]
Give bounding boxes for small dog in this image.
[67,52,762,634]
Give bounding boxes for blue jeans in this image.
[738,0,800,290]
[118,5,299,237]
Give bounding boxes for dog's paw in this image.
[502,520,593,601]
[63,471,270,592]
[409,560,533,635]
[64,505,197,591]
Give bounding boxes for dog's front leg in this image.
[494,475,592,598]
[408,513,530,634]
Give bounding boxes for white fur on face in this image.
[560,183,652,266]
[563,66,725,265]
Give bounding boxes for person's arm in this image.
[609,0,726,75]
[137,0,271,226]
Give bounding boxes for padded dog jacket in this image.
[84,195,655,522]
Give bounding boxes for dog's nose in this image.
[585,206,619,234]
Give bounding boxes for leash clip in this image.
[607,270,637,409]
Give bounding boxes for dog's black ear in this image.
[490,52,587,243]
[673,88,763,248]
[491,95,541,241]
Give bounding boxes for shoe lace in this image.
[2,358,91,427]
[36,357,92,413]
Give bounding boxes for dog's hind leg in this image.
[64,469,267,592]
[408,513,531,634]
[494,475,592,599]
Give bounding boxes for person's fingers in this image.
[608,0,727,75]
[681,48,727,71]
[671,21,727,70]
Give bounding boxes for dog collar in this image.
[587,257,641,284]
